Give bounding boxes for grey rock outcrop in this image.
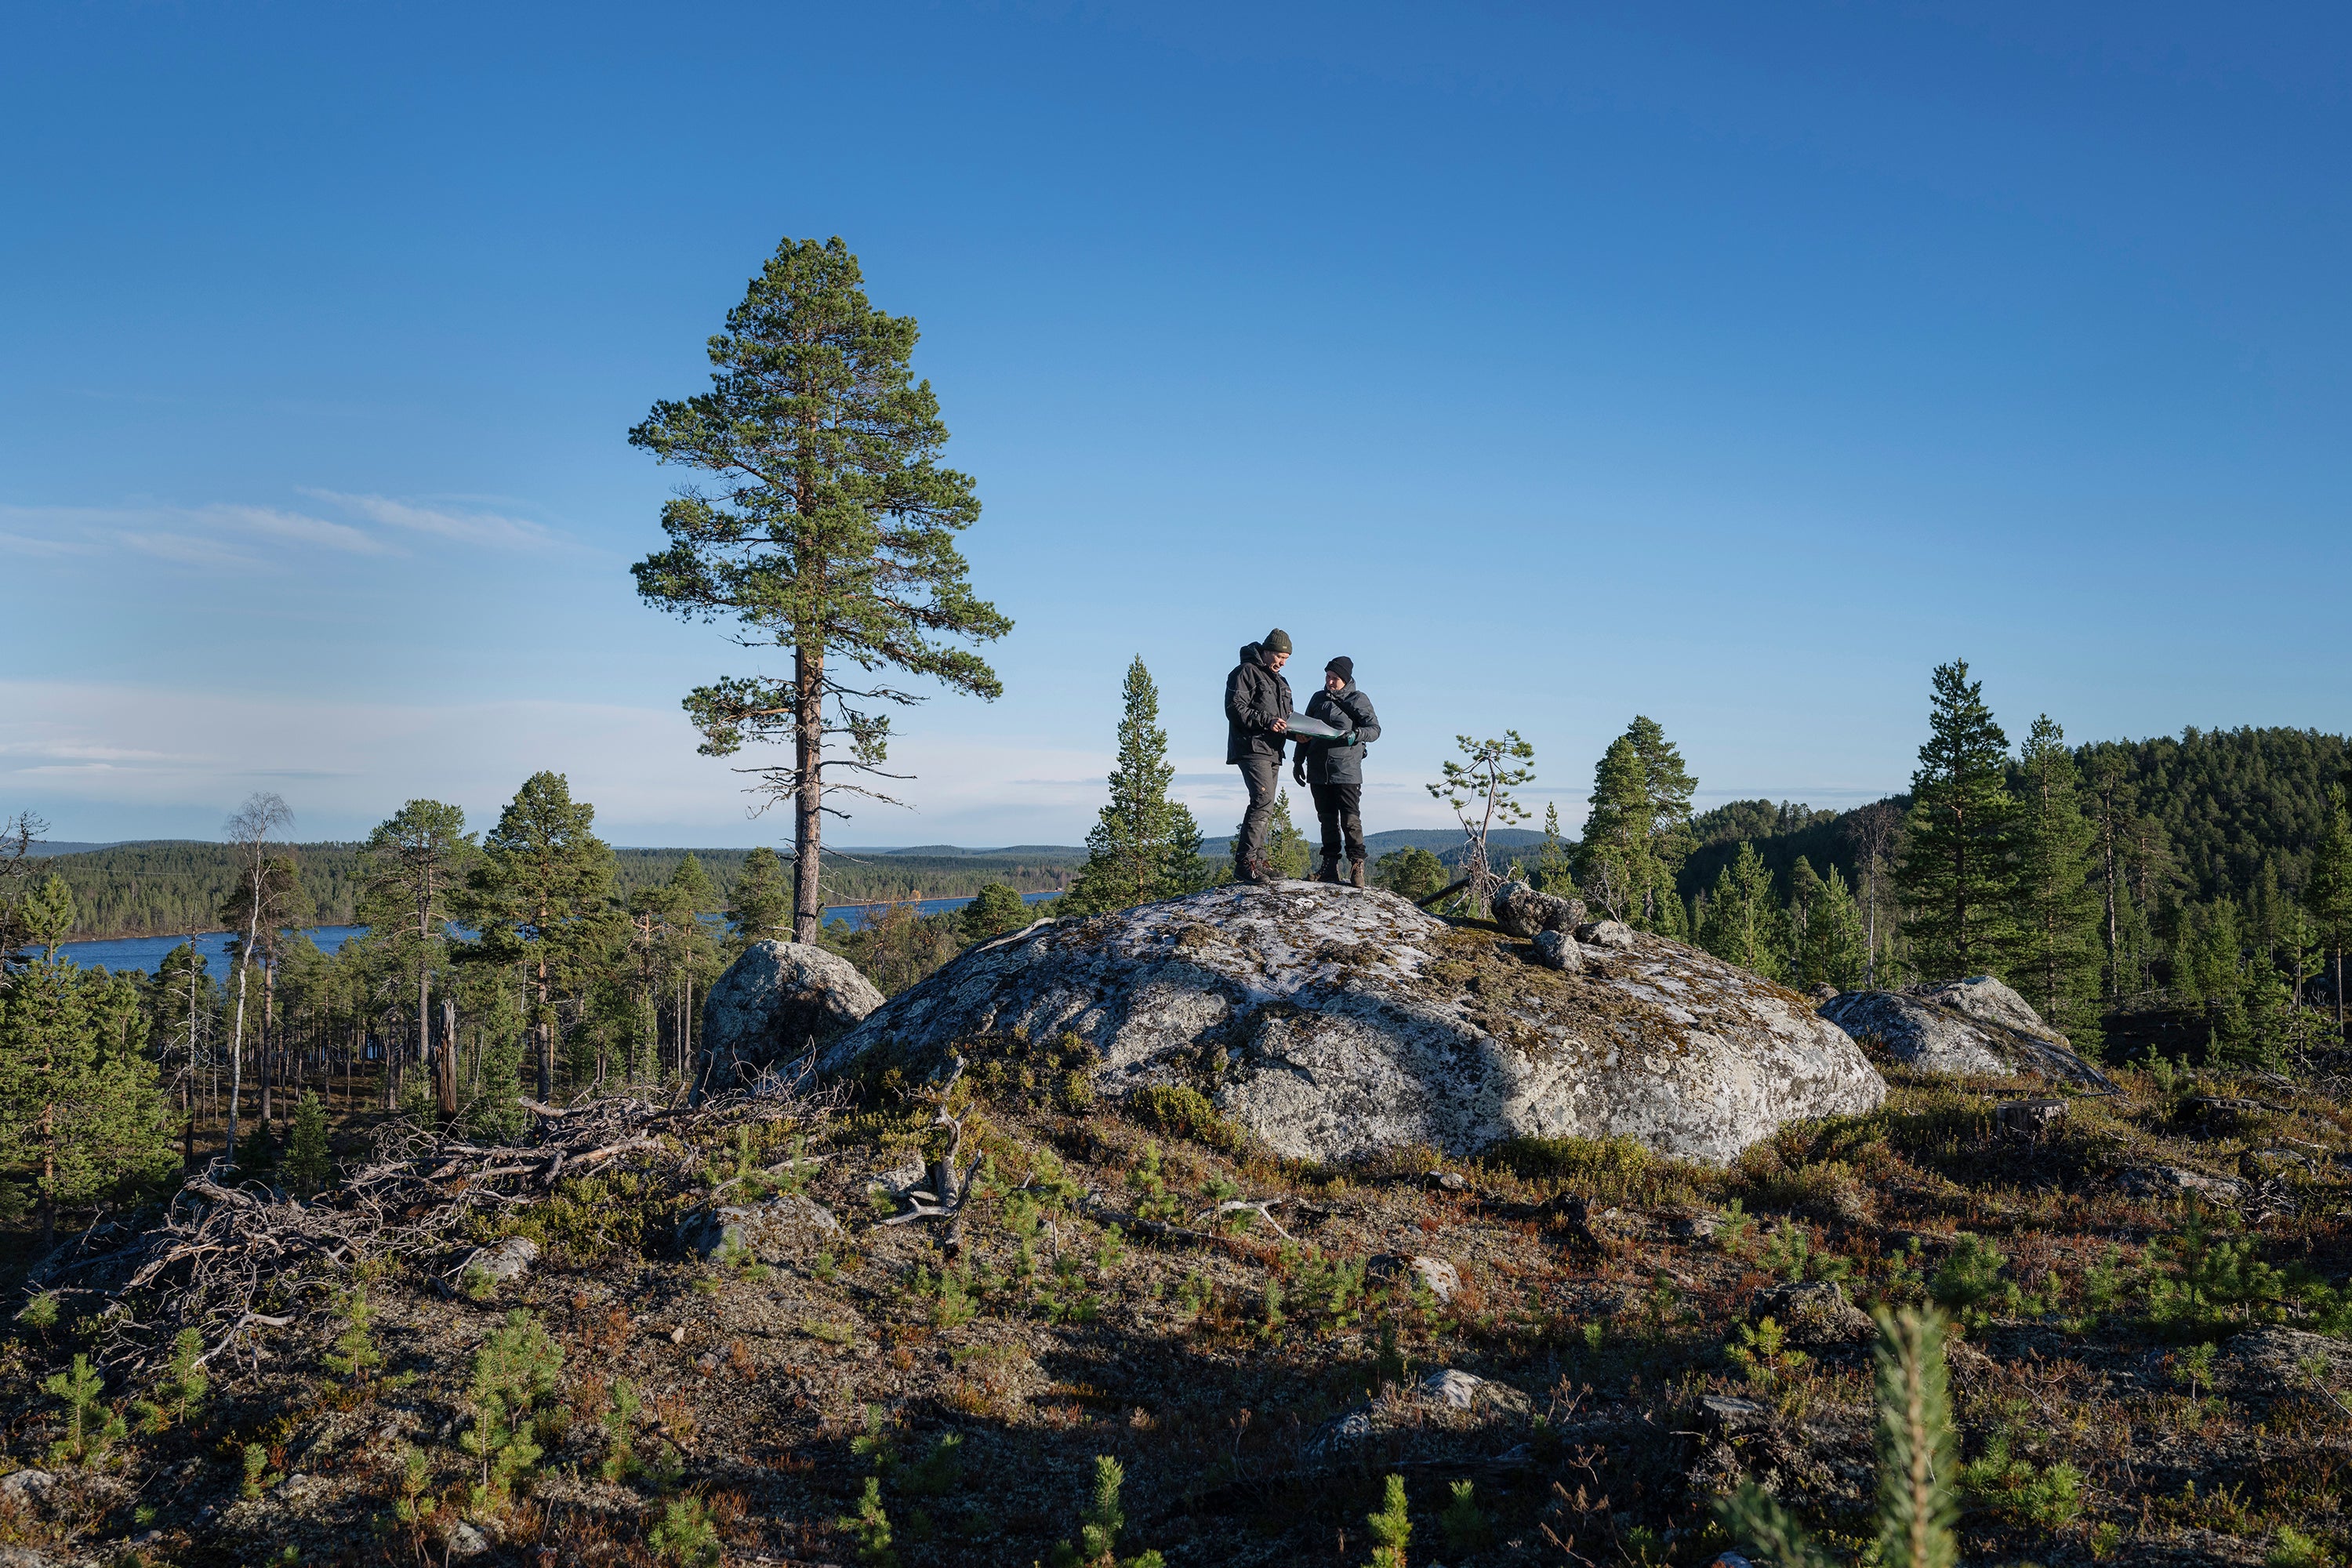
[1493,880,1584,939]
[1752,1279,1875,1345]
[1575,920,1636,950]
[1303,1366,1533,1461]
[452,1236,538,1293]
[1818,975,2114,1089]
[1532,929,1584,972]
[1370,1253,1461,1304]
[701,941,884,1093]
[2223,1326,2352,1405]
[680,1192,841,1264]
[820,884,1886,1165]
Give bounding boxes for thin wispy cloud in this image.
[212,503,396,556]
[114,531,260,569]
[0,530,99,557]
[305,488,557,550]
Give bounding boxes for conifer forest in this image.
[6,226,2352,1568]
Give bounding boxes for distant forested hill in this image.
[37,840,1085,938]
[1674,726,2351,913]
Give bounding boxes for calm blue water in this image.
[50,890,1062,976]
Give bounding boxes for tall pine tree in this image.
[630,236,1011,943]
[1896,660,2016,980]
[1572,717,1695,930]
[1067,658,1209,913]
[2011,715,2103,1042]
[358,801,477,1114]
[469,775,619,1104]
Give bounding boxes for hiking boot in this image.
[1316,852,1342,884]
[1236,855,1271,885]
[1348,858,1367,889]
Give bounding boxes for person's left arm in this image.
[1341,691,1381,746]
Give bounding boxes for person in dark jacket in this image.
[1291,655,1381,886]
[1224,630,1294,884]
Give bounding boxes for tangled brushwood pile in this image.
[4,1033,2352,1565]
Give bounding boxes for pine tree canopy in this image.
[1897,659,2018,981]
[630,235,1011,942]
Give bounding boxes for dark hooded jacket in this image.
[1224,642,1293,763]
[1297,680,1381,785]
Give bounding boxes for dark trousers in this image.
[1234,753,1280,869]
[1310,779,1364,863]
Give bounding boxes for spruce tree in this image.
[1628,714,1698,916]
[1798,866,1869,990]
[2011,716,2102,1043]
[2307,784,2352,1038]
[470,775,620,1104]
[1533,803,1576,895]
[1264,790,1312,883]
[725,846,792,950]
[1066,659,1209,913]
[1896,660,2016,980]
[1699,843,1788,981]
[283,1091,332,1196]
[0,878,178,1247]
[630,235,1011,944]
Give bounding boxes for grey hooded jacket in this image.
[1296,681,1381,785]
[1224,642,1293,764]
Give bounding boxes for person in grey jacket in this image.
[1292,655,1381,886]
[1224,630,1293,884]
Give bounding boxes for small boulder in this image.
[1424,1170,1468,1192]
[1806,982,1839,1004]
[681,1192,841,1264]
[1531,929,1584,972]
[446,1520,492,1559]
[1752,1280,1875,1345]
[452,1236,538,1293]
[1301,1366,1531,1461]
[1370,1253,1461,1304]
[1573,920,1636,951]
[2122,1165,2246,1202]
[700,941,884,1095]
[1820,977,2114,1090]
[0,1469,54,1508]
[1493,880,1585,939]
[1995,1098,2068,1134]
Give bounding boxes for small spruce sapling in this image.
[459,1310,563,1508]
[1367,1473,1412,1568]
[836,1475,897,1566]
[648,1495,723,1566]
[1439,1478,1493,1554]
[324,1287,383,1387]
[44,1353,122,1465]
[600,1378,644,1483]
[136,1327,209,1433]
[1713,1307,1958,1568]
[283,1090,333,1196]
[1051,1454,1163,1568]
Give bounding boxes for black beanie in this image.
[1326,655,1353,681]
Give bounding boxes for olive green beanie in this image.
[1263,628,1293,654]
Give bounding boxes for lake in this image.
[51,890,1063,975]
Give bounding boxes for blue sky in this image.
[5,3,2348,848]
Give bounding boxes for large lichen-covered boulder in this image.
[701,941,884,1094]
[819,884,1885,1164]
[1818,975,2114,1090]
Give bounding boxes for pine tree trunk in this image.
[40,1104,54,1252]
[793,641,825,944]
[535,893,554,1102]
[437,998,459,1117]
[261,961,275,1128]
[226,953,251,1161]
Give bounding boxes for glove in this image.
[1292,764,1307,786]
[1339,731,1358,747]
